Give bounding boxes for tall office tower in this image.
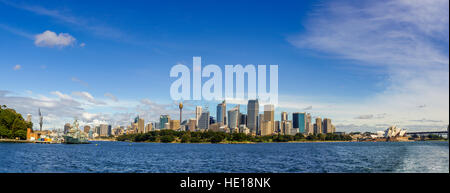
[305,113,313,135]
[247,99,259,134]
[160,115,170,130]
[264,104,275,134]
[216,100,226,126]
[138,118,145,133]
[227,105,240,130]
[100,124,110,137]
[64,123,71,134]
[315,117,322,134]
[260,120,273,136]
[239,114,247,126]
[84,125,91,133]
[281,112,288,122]
[293,112,306,133]
[258,113,264,135]
[146,123,153,132]
[195,106,202,128]
[26,114,32,123]
[322,118,332,133]
[169,120,180,130]
[282,121,293,135]
[274,121,280,134]
[198,111,210,130]
[188,119,196,131]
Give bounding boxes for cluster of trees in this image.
[0,105,32,140]
[116,129,352,143]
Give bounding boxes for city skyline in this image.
[0,0,448,132]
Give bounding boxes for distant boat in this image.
[63,119,89,144]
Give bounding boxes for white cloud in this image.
[104,93,118,102]
[71,77,88,87]
[34,30,76,47]
[50,91,73,101]
[13,64,21,70]
[79,42,86,47]
[287,0,449,131]
[72,91,105,105]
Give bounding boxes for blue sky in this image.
[0,0,448,132]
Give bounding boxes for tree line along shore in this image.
[116,129,353,144]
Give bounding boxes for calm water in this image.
[0,141,448,173]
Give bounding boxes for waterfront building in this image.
[281,112,288,122]
[99,124,111,137]
[164,122,170,130]
[198,111,210,130]
[187,119,196,131]
[64,123,71,134]
[83,125,91,133]
[247,99,259,135]
[217,100,227,126]
[209,123,220,132]
[274,121,280,134]
[282,121,293,135]
[227,105,240,130]
[322,118,333,133]
[169,120,180,130]
[315,117,322,134]
[138,118,145,133]
[160,115,170,130]
[239,124,250,134]
[293,112,306,134]
[146,122,153,132]
[260,120,273,136]
[264,104,275,135]
[239,113,247,126]
[195,106,202,128]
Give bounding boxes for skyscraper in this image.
[216,100,226,126]
[160,115,170,130]
[138,118,145,133]
[323,118,333,134]
[247,99,259,134]
[305,113,313,135]
[281,112,288,122]
[169,120,180,130]
[198,111,210,130]
[195,106,202,128]
[64,123,71,134]
[264,104,275,133]
[293,112,306,133]
[227,105,240,130]
[239,114,247,126]
[315,117,322,134]
[84,125,91,133]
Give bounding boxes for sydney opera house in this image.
[384,125,408,141]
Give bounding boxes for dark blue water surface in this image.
[0,141,448,173]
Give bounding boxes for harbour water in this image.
[0,141,448,173]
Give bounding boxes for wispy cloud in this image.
[72,91,106,105]
[71,77,88,87]
[0,23,34,39]
[1,0,125,40]
[104,93,118,102]
[287,0,449,131]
